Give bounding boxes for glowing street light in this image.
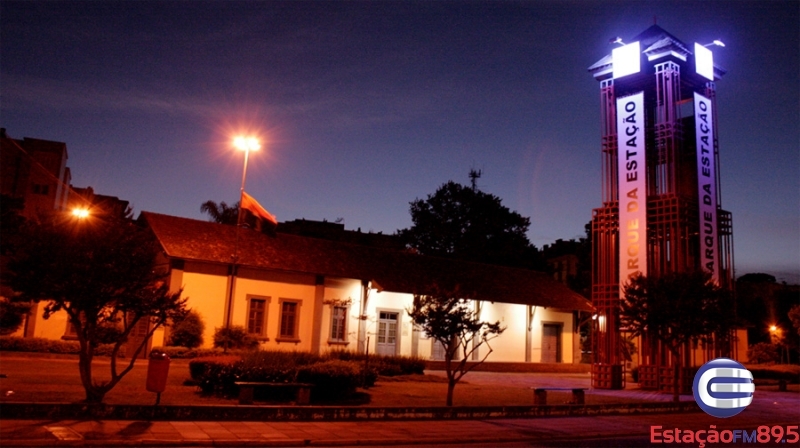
[703,39,725,48]
[226,135,261,329]
[233,136,260,227]
[71,207,90,219]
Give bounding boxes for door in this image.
[541,323,562,363]
[376,311,399,356]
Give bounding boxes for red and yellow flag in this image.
[241,191,277,226]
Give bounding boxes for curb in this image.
[0,401,700,421]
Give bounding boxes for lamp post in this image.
[225,136,260,329]
[233,136,260,227]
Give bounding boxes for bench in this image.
[531,387,587,405]
[235,382,313,405]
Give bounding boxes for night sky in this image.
[2,1,798,281]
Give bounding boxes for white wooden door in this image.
[376,311,398,356]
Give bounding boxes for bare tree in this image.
[408,286,505,406]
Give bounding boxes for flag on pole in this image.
[240,191,277,232]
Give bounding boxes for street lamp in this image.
[225,135,260,329]
[233,136,260,226]
[703,40,725,48]
[71,207,90,219]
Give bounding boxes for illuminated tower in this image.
[588,25,734,390]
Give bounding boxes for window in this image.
[329,305,347,342]
[247,297,269,338]
[278,300,300,340]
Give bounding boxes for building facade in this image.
[138,212,592,363]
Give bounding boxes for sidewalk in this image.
[2,384,796,447]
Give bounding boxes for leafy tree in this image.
[398,178,543,269]
[621,271,734,402]
[6,212,187,403]
[408,286,505,406]
[789,304,800,337]
[0,195,30,335]
[200,200,239,225]
[0,298,30,335]
[747,342,779,364]
[168,309,205,349]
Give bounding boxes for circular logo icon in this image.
[693,357,754,418]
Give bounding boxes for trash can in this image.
[146,350,170,394]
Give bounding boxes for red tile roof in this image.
[142,212,591,312]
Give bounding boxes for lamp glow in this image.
[703,40,725,48]
[72,208,90,219]
[233,136,260,152]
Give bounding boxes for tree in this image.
[0,297,30,335]
[789,304,800,337]
[168,309,205,349]
[200,200,239,225]
[7,212,187,403]
[398,178,544,269]
[408,286,505,406]
[0,195,30,335]
[621,271,734,402]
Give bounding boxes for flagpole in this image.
[237,147,250,227]
[226,136,260,328]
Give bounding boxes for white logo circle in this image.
[693,358,754,418]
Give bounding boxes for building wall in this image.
[18,258,580,364]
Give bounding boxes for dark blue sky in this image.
[2,1,798,281]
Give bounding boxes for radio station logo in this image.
[693,357,754,418]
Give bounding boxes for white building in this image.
[20,211,592,365]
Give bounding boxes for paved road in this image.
[1,373,796,447]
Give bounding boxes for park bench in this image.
[235,381,313,405]
[531,387,587,405]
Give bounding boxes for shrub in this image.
[153,346,231,359]
[297,360,362,400]
[168,310,205,349]
[236,350,321,383]
[748,364,800,383]
[327,350,425,376]
[189,355,242,395]
[213,326,259,351]
[0,336,114,355]
[748,342,779,364]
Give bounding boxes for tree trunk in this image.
[78,341,107,403]
[446,379,455,407]
[444,342,456,407]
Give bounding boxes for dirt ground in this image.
[0,353,641,407]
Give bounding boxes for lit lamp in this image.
[233,136,260,227]
[71,208,90,219]
[225,135,261,329]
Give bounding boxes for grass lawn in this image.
[1,352,651,407]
